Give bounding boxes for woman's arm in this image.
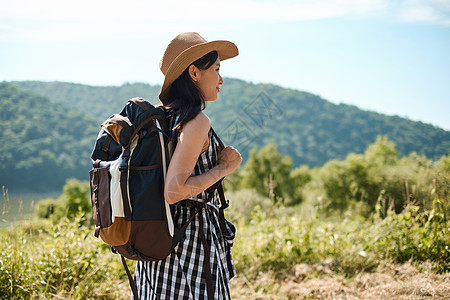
[164,112,242,204]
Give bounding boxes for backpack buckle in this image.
[221,200,229,210]
[119,156,129,172]
[110,246,118,254]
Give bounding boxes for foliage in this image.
[1,79,449,297]
[317,136,448,215]
[8,81,161,121]
[229,194,449,279]
[0,213,134,299]
[288,165,312,205]
[373,201,449,272]
[8,79,450,171]
[240,144,294,203]
[0,83,99,192]
[1,134,448,298]
[35,178,91,223]
[2,187,447,299]
[34,198,57,219]
[238,144,311,205]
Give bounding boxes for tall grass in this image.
[0,213,134,299]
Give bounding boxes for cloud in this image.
[1,0,449,23]
[394,0,450,25]
[1,0,449,43]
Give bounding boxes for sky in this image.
[1,0,449,130]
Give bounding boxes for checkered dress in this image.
[133,129,236,299]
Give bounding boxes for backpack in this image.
[89,97,183,260]
[89,97,233,299]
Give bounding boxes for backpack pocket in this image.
[128,166,164,221]
[89,167,113,229]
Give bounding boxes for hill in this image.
[0,83,99,191]
[10,79,450,167]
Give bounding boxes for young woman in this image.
[133,32,242,299]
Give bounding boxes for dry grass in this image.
[230,261,450,300]
[27,260,448,299]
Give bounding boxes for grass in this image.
[0,188,448,299]
[1,187,59,227]
[0,214,132,299]
[230,260,450,299]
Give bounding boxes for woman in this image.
[133,32,242,299]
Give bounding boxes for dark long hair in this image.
[162,50,218,129]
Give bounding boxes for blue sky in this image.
[1,0,449,130]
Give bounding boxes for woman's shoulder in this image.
[182,112,211,133]
[178,112,211,145]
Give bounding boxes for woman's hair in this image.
[163,50,218,129]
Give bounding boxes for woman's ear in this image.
[188,65,199,82]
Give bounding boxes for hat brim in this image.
[159,40,238,101]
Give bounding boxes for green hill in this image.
[10,79,450,167]
[0,83,99,191]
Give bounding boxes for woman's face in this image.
[194,57,223,102]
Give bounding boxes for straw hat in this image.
[159,32,239,101]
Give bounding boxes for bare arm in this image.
[164,112,242,204]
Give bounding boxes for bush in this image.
[35,197,57,218]
[317,136,446,216]
[373,201,449,272]
[35,178,92,223]
[231,197,449,279]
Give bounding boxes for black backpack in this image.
[89,97,232,299]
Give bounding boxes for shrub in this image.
[34,178,92,223]
[35,197,57,218]
[373,200,449,272]
[317,136,446,216]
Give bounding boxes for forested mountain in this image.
[10,79,450,167]
[0,83,99,191]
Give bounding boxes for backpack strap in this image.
[211,127,224,150]
[123,115,162,149]
[129,97,152,111]
[207,128,235,240]
[206,127,226,193]
[119,114,165,221]
[217,184,235,241]
[101,135,113,161]
[119,147,132,221]
[198,211,215,299]
[120,254,139,300]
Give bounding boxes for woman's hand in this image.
[217,146,242,176]
[164,112,242,204]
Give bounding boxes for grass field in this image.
[1,188,448,299]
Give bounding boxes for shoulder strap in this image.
[210,127,224,151]
[101,135,113,161]
[129,97,152,111]
[207,128,235,240]
[120,254,139,300]
[206,127,227,206]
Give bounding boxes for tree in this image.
[288,165,312,205]
[241,144,293,203]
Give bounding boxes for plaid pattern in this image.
[134,129,236,299]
